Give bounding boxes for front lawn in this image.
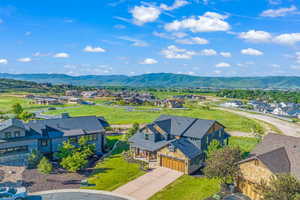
[86,141,145,191]
[149,176,220,200]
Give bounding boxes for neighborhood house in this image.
[129,115,229,174]
[237,133,300,200]
[0,114,109,164]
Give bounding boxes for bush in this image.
[38,157,53,174]
[61,152,88,172]
[27,150,42,169]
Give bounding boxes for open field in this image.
[45,104,263,133]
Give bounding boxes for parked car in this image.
[48,107,57,110]
[0,187,27,200]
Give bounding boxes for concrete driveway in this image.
[114,167,183,200]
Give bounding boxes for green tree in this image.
[127,122,140,138]
[258,174,300,200]
[12,103,23,115]
[18,111,35,121]
[204,146,242,184]
[60,152,88,172]
[78,136,95,157]
[27,149,43,169]
[38,157,53,174]
[55,141,76,160]
[205,139,222,159]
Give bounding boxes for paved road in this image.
[28,189,133,200]
[114,167,183,200]
[219,107,300,137]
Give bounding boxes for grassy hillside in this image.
[2,73,300,88]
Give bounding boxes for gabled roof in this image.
[154,115,220,138]
[0,118,25,132]
[240,133,300,179]
[171,138,202,159]
[26,116,105,137]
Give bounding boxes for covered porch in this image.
[130,146,157,162]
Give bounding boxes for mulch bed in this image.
[22,156,100,193]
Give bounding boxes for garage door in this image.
[160,156,185,172]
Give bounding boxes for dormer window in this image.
[168,144,176,152]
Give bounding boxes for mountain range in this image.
[1,73,300,89]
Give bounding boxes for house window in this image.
[168,144,176,152]
[14,131,21,137]
[254,160,259,166]
[0,145,28,157]
[145,134,149,140]
[41,139,49,147]
[5,132,12,139]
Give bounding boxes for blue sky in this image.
[0,0,300,76]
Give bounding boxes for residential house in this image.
[155,99,184,108]
[173,95,206,101]
[0,114,109,165]
[129,115,229,174]
[237,133,300,200]
[33,97,61,105]
[65,90,81,97]
[221,100,243,108]
[81,91,98,98]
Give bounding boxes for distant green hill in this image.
[1,73,300,89]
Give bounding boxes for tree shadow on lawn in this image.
[87,167,113,177]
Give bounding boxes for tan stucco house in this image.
[237,133,300,200]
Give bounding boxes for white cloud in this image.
[220,52,232,57]
[241,48,263,56]
[118,36,149,47]
[140,58,158,64]
[17,57,32,62]
[291,65,300,70]
[200,49,217,56]
[33,52,50,57]
[176,37,209,45]
[164,11,230,32]
[268,0,281,5]
[130,5,161,25]
[239,30,272,43]
[261,5,298,17]
[216,62,231,68]
[83,45,106,53]
[53,53,70,58]
[160,0,189,11]
[271,64,281,68]
[273,33,300,45]
[161,45,196,59]
[172,32,188,38]
[0,58,8,64]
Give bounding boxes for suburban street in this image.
[219,107,300,137]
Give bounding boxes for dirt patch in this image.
[22,168,92,193]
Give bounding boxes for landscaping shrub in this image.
[38,157,53,174]
[27,149,43,169]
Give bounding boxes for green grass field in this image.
[228,136,259,158]
[86,141,145,191]
[45,104,263,133]
[149,176,220,200]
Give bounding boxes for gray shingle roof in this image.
[240,133,300,179]
[154,115,218,138]
[129,131,173,151]
[26,116,106,137]
[0,118,25,132]
[171,138,202,159]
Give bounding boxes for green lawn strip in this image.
[85,141,145,191]
[228,136,259,158]
[45,104,262,133]
[149,176,220,200]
